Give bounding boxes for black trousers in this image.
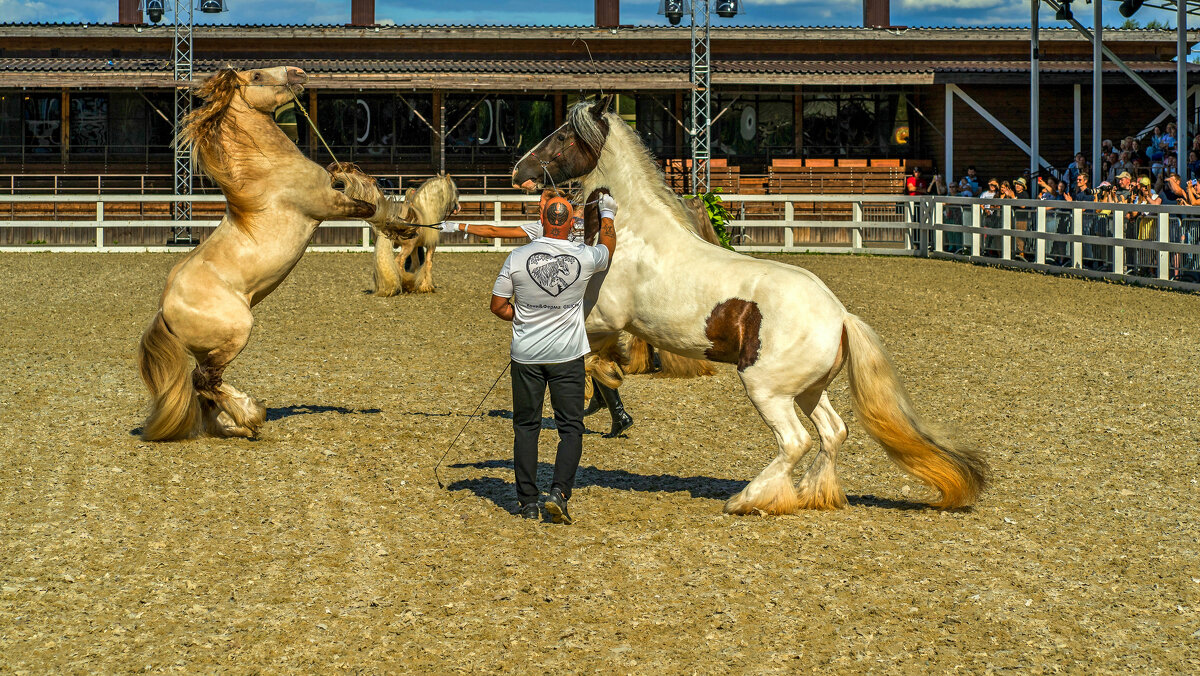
[510,357,585,505]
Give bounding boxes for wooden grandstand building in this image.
[0,0,1197,193]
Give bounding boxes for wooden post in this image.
[1035,206,1046,265]
[1157,212,1169,281]
[1072,207,1083,268]
[794,85,802,156]
[60,88,69,166]
[971,204,982,257]
[432,91,444,174]
[96,200,104,250]
[1113,210,1125,275]
[1001,204,1012,260]
[307,89,318,159]
[675,90,684,160]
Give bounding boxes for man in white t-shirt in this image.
[491,191,618,524]
[446,196,635,437]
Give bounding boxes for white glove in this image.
[439,221,461,234]
[597,194,618,221]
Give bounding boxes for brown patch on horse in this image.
[704,299,762,371]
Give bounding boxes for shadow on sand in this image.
[447,459,940,513]
[266,404,383,422]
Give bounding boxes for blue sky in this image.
[0,0,1186,29]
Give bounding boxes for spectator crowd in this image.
[904,123,1200,208]
[901,123,1200,278]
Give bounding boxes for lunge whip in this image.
[434,361,511,489]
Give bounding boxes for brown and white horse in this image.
[513,97,989,513]
[137,67,377,441]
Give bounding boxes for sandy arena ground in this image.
[1,250,1198,673]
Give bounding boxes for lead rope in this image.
[290,89,340,166]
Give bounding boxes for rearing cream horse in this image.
[513,97,989,513]
[137,67,380,441]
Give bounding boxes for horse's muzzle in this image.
[511,161,542,192]
[286,67,308,85]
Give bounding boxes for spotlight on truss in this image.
[660,0,689,25]
[715,0,741,18]
[1119,0,1144,18]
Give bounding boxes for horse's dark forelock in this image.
[566,101,609,157]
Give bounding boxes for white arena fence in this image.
[3,193,1200,292]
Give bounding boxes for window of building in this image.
[70,95,108,156]
[0,91,21,162]
[802,88,911,158]
[22,94,61,155]
[317,93,432,165]
[712,93,796,162]
[445,94,554,167]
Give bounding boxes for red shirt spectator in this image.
[905,167,929,195]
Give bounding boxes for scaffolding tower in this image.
[172,0,194,244]
[690,0,712,194]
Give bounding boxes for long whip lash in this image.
[434,361,511,489]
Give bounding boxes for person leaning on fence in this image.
[490,191,619,524]
[979,179,1001,256]
[1009,177,1034,261]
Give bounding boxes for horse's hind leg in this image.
[412,245,436,293]
[192,324,265,438]
[724,388,811,516]
[795,391,849,510]
[395,239,418,292]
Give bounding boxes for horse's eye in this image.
[252,73,261,81]
[556,134,566,142]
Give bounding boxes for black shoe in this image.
[544,488,573,525]
[517,502,540,520]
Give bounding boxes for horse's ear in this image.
[405,187,417,202]
[591,94,615,119]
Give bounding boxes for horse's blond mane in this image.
[583,110,695,234]
[179,69,245,187]
[407,174,459,225]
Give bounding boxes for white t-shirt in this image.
[492,237,610,364]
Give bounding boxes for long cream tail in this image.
[137,312,201,441]
[842,314,989,508]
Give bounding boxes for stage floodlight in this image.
[659,0,688,26]
[1119,0,1144,17]
[715,0,741,18]
[144,0,165,23]
[200,0,226,13]
[1055,1,1073,21]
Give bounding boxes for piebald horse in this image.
[513,97,988,512]
[137,67,382,441]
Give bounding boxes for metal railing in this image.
[2,192,1199,291]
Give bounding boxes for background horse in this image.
[326,166,459,295]
[137,66,376,442]
[513,97,989,513]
